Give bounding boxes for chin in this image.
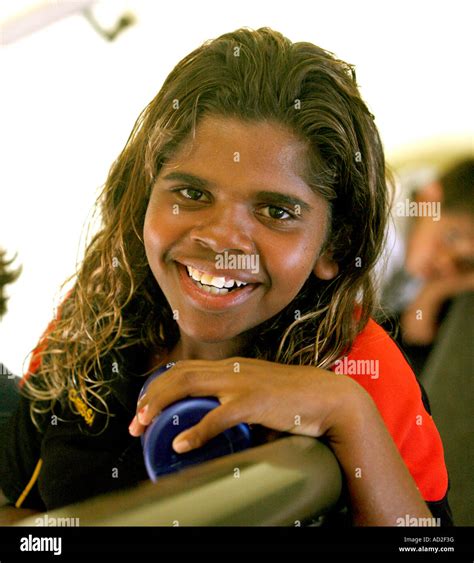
[178,324,241,345]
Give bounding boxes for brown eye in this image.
[261,205,292,221]
[178,187,205,200]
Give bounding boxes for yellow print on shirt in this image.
[68,388,95,426]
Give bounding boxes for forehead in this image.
[160,115,310,186]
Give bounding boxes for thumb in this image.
[172,402,246,453]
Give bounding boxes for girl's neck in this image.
[147,333,253,372]
[170,337,248,361]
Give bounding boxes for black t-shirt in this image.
[0,344,150,511]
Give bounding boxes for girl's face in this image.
[144,115,338,358]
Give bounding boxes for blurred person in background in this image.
[381,159,474,376]
[0,248,22,423]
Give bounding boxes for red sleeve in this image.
[21,290,72,386]
[330,318,448,502]
[20,318,57,387]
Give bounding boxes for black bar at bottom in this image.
[0,526,472,562]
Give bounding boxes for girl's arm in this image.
[325,380,433,525]
[130,358,435,525]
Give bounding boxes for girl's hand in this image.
[128,357,364,453]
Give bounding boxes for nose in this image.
[189,203,255,255]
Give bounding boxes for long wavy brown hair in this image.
[23,27,389,431]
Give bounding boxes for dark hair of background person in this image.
[439,158,474,214]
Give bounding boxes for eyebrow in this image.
[161,171,313,212]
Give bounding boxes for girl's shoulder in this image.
[333,317,416,385]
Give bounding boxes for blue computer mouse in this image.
[139,362,252,481]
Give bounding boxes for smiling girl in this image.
[0,28,451,525]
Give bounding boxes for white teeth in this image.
[197,281,229,295]
[201,273,226,288]
[191,270,201,282]
[209,285,225,295]
[186,265,248,289]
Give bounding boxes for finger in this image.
[171,402,248,453]
[128,414,146,437]
[136,364,239,425]
[136,363,217,414]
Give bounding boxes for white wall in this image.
[0,0,473,375]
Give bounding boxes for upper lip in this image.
[176,260,262,284]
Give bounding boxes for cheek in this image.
[266,235,318,294]
[143,203,178,259]
[143,213,160,269]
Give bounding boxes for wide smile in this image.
[175,262,261,311]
